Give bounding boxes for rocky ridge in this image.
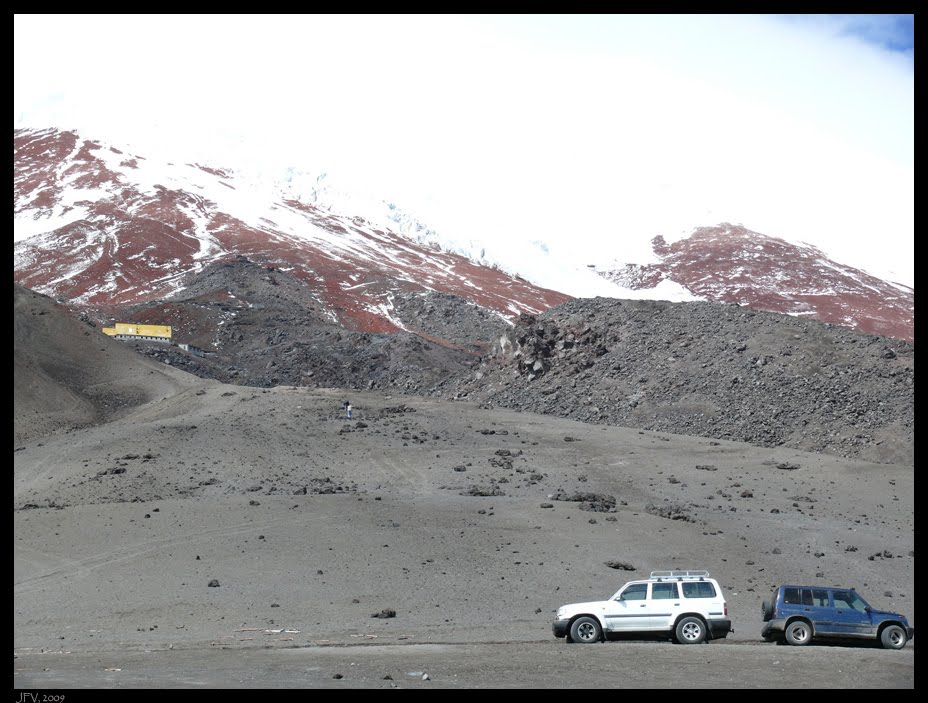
[35,261,915,465]
[441,297,914,465]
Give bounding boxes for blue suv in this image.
[761,585,913,649]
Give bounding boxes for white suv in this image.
[552,570,732,644]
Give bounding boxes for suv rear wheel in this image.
[785,620,812,646]
[569,616,602,644]
[675,616,707,644]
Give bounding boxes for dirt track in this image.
[13,640,915,689]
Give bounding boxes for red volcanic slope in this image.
[599,225,913,343]
[13,128,571,337]
[14,128,913,344]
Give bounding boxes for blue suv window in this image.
[784,588,829,606]
[809,589,829,606]
[832,590,868,611]
[681,582,716,598]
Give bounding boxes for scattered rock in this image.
[645,502,696,522]
[604,560,636,571]
[553,491,616,512]
[461,486,504,497]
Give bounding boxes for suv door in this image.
[604,582,651,632]
[829,589,873,637]
[648,581,682,631]
[781,587,833,632]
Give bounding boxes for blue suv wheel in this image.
[785,620,812,646]
[881,624,908,650]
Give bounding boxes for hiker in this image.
[346,401,353,420]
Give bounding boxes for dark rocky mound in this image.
[437,297,913,465]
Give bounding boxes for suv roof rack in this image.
[650,570,710,581]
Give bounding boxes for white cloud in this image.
[14,13,914,288]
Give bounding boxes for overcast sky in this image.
[13,14,914,287]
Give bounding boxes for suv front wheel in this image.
[569,616,602,644]
[675,616,707,644]
[880,624,908,650]
[785,620,812,646]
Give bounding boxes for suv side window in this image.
[809,589,829,607]
[833,590,867,611]
[651,582,678,599]
[797,589,829,606]
[681,581,717,598]
[783,587,801,605]
[620,584,648,601]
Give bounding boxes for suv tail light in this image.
[724,602,728,616]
